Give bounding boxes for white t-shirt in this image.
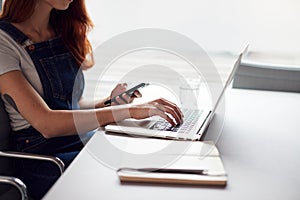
[0,29,44,131]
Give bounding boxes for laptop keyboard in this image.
[150,109,203,134]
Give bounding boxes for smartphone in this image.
[104,83,149,105]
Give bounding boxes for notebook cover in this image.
[117,140,227,186]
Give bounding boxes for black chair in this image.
[0,96,65,200]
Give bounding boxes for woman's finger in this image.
[152,98,183,121]
[151,102,182,125]
[110,83,128,99]
[148,106,178,126]
[111,93,131,105]
[122,83,128,89]
[131,90,142,98]
[119,93,130,104]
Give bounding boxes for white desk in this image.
[44,89,300,200]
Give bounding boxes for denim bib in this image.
[0,21,84,110]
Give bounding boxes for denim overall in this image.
[0,21,94,199]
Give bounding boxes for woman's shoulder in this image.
[0,27,18,46]
[0,21,28,47]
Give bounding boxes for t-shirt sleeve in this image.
[0,38,21,76]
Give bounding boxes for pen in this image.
[118,168,206,175]
[117,167,226,176]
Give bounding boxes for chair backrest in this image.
[0,94,14,175]
[0,95,12,151]
[0,95,18,196]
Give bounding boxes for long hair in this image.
[0,0,94,69]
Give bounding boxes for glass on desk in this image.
[179,77,201,109]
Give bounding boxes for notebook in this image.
[106,45,248,141]
[116,138,227,186]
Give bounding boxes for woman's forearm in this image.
[32,105,130,138]
[36,105,131,138]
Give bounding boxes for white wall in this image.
[86,0,300,56]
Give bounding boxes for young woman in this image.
[0,0,183,198]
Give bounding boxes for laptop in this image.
[105,46,248,141]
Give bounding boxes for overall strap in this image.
[0,21,30,46]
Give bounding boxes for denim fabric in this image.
[0,21,94,199]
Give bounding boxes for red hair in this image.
[0,0,94,69]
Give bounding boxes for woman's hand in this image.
[128,98,183,126]
[89,83,142,109]
[109,83,141,106]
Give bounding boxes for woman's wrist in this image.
[96,104,132,126]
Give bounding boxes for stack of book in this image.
[233,52,300,92]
